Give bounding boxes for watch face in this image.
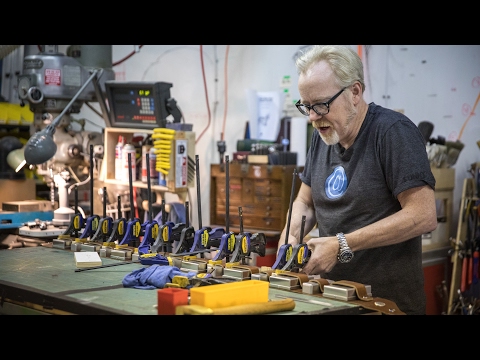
[339,250,354,263]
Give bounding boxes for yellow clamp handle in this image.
[154,139,173,146]
[154,148,171,155]
[152,133,174,140]
[154,144,172,150]
[157,161,171,169]
[153,128,176,134]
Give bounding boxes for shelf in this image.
[101,127,195,195]
[103,178,180,193]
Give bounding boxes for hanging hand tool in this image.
[281,215,311,272]
[271,168,298,269]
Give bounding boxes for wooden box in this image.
[210,164,303,232]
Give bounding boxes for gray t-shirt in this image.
[301,102,436,315]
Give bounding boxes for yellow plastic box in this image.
[190,280,269,309]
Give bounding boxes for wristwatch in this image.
[336,232,354,263]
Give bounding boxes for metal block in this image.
[269,273,302,290]
[52,238,72,249]
[70,242,83,252]
[251,272,270,281]
[180,260,207,273]
[222,267,252,280]
[110,248,132,260]
[302,281,320,295]
[323,284,372,301]
[81,243,102,252]
[251,273,261,280]
[99,247,111,258]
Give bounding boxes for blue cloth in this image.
[122,265,195,290]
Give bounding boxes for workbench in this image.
[0,246,369,315]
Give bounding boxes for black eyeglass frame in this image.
[295,87,347,116]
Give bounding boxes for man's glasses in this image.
[295,87,346,116]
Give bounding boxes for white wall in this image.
[363,45,480,237]
[11,45,479,237]
[78,45,308,230]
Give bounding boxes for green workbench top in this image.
[0,246,359,315]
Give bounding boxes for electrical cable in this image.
[195,45,212,144]
[458,91,480,141]
[112,45,144,67]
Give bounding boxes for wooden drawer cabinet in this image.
[210,164,303,232]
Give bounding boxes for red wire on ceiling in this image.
[195,45,212,144]
[196,45,230,144]
[112,45,144,67]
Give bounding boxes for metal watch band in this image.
[336,232,354,263]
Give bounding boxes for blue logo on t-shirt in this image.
[325,166,348,199]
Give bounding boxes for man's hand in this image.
[302,236,339,275]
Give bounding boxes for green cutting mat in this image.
[0,246,358,315]
[0,246,157,314]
